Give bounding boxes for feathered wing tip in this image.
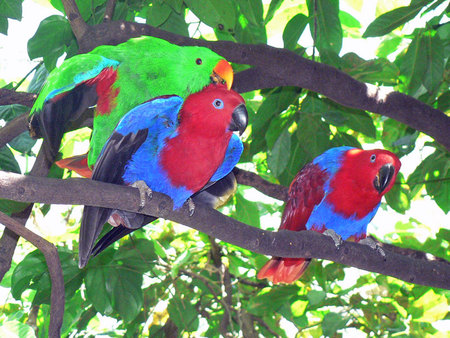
[257,257,311,284]
[56,154,92,178]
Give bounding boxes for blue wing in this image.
[210,133,243,182]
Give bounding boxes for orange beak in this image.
[211,59,233,89]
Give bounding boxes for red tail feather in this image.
[56,154,92,178]
[257,257,311,284]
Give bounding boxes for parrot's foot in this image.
[360,237,386,260]
[131,180,153,210]
[186,197,195,216]
[323,229,343,249]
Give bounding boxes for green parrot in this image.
[28,35,233,174]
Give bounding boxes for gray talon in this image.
[187,197,195,216]
[131,180,152,210]
[360,237,386,259]
[323,229,343,249]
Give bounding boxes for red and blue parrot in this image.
[79,84,248,268]
[257,146,401,284]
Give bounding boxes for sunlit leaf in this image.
[185,0,237,32]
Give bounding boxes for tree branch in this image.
[0,170,448,289]
[103,0,117,22]
[0,113,28,150]
[0,89,37,107]
[61,0,88,42]
[0,211,64,338]
[73,21,450,151]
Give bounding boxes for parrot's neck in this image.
[160,132,233,192]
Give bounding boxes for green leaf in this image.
[410,289,448,322]
[0,16,8,35]
[234,190,261,227]
[307,290,326,306]
[267,126,291,177]
[159,6,189,37]
[0,0,23,20]
[384,173,410,214]
[376,36,403,58]
[247,285,299,316]
[339,10,361,29]
[113,238,157,273]
[11,250,46,300]
[421,33,445,93]
[167,296,199,332]
[146,1,172,27]
[85,266,114,315]
[27,63,48,94]
[424,150,449,213]
[111,269,143,322]
[8,131,37,154]
[363,1,429,37]
[0,321,35,338]
[27,15,74,70]
[0,104,29,123]
[322,312,349,337]
[237,0,264,27]
[398,32,427,96]
[0,146,21,173]
[283,13,309,50]
[307,0,342,54]
[185,0,237,32]
[264,0,283,24]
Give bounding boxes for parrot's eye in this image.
[370,154,376,162]
[212,99,224,109]
[196,58,202,65]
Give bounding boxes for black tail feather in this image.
[29,84,98,161]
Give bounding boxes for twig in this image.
[0,212,64,338]
[0,171,448,289]
[61,0,89,42]
[103,0,117,22]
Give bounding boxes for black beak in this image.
[373,163,395,194]
[228,104,248,136]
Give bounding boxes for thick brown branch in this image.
[233,167,288,201]
[61,0,88,42]
[0,211,64,338]
[0,171,448,289]
[0,113,28,150]
[74,21,450,151]
[0,89,37,107]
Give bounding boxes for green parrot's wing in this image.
[29,54,119,160]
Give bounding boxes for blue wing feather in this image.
[210,133,243,182]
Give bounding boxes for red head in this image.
[327,148,401,218]
[178,84,247,138]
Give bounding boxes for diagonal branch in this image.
[0,170,448,289]
[61,0,89,42]
[103,0,117,22]
[0,211,64,338]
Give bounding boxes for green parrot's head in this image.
[178,46,233,94]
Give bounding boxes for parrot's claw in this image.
[323,229,343,249]
[360,237,386,260]
[131,180,152,210]
[186,197,195,216]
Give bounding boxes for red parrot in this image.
[257,146,401,284]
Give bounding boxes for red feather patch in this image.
[85,67,119,116]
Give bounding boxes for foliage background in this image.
[0,0,449,336]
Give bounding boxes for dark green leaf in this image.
[27,15,74,70]
[0,146,21,173]
[264,0,283,24]
[159,6,189,37]
[267,126,291,177]
[167,296,199,332]
[0,199,29,216]
[322,312,349,336]
[111,269,143,322]
[0,104,29,123]
[307,0,342,54]
[398,32,427,96]
[8,131,37,154]
[422,33,445,93]
[11,250,46,300]
[363,1,430,37]
[384,173,410,214]
[27,63,48,94]
[283,13,309,50]
[234,190,261,227]
[113,238,157,273]
[237,0,264,26]
[0,16,8,35]
[185,0,237,32]
[85,264,114,315]
[247,285,299,316]
[146,1,172,27]
[0,0,23,20]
